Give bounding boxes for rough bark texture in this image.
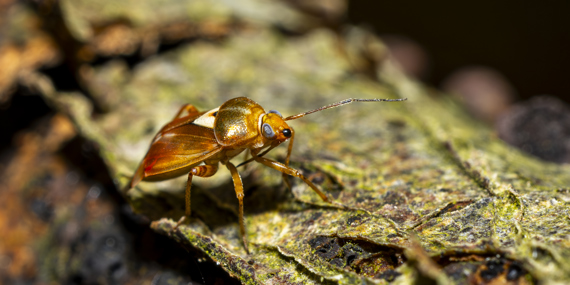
[4,0,570,284]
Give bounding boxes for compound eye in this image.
[262,123,276,139]
[282,129,292,138]
[268,110,282,118]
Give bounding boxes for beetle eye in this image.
[282,129,292,138]
[262,123,276,139]
[268,110,282,117]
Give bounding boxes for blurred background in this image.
[0,0,569,284]
[349,1,570,164]
[351,1,570,105]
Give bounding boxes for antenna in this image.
[284,98,407,121]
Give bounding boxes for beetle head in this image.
[260,110,293,143]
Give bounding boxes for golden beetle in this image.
[129,97,406,252]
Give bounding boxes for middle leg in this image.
[225,162,249,254]
[174,164,219,230]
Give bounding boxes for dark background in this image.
[349,0,570,104]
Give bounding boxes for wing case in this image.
[131,113,223,186]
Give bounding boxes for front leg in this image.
[174,164,219,230]
[282,127,295,191]
[252,154,330,202]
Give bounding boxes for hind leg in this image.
[173,104,200,119]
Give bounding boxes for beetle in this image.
[129,96,406,253]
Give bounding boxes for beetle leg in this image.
[174,164,219,230]
[173,104,200,119]
[225,162,249,254]
[236,142,281,168]
[252,155,330,202]
[282,127,295,191]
